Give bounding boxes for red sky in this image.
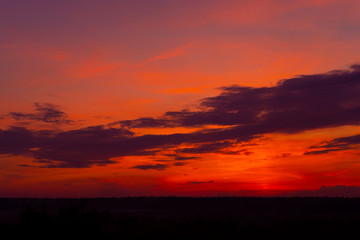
[1,0,360,197]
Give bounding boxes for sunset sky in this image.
[1,0,360,197]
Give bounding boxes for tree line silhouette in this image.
[1,197,360,239]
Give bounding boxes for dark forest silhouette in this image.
[1,197,360,239]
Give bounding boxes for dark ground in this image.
[1,197,359,239]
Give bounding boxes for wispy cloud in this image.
[305,134,360,155]
[132,163,169,171]
[8,103,73,125]
[185,180,214,185]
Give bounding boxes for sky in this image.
[1,0,360,197]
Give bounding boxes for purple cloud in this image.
[114,65,360,131]
[0,127,36,155]
[305,134,360,155]
[132,164,169,171]
[177,141,235,154]
[1,65,360,168]
[9,102,73,124]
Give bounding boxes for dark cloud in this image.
[164,154,200,161]
[17,164,37,168]
[273,153,292,158]
[186,180,215,185]
[305,134,360,155]
[116,65,360,133]
[1,65,360,168]
[132,164,169,170]
[174,156,199,161]
[177,141,235,154]
[9,102,73,124]
[173,162,187,166]
[32,126,135,168]
[117,117,174,128]
[0,127,36,155]
[304,148,349,155]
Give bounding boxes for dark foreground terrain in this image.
[1,197,360,239]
